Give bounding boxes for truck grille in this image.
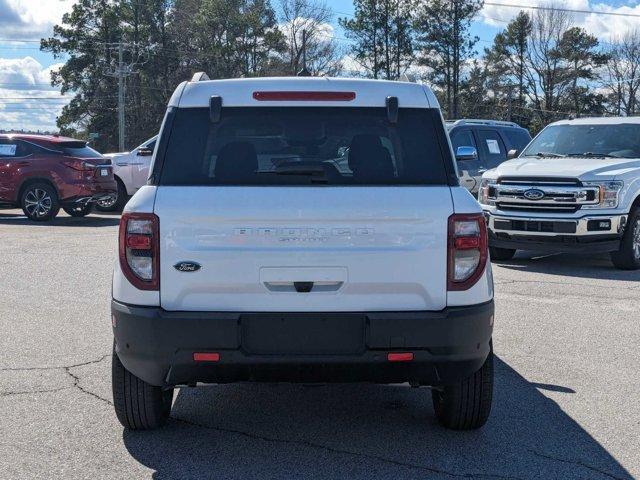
[490,178,599,213]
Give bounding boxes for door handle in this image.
[264,281,344,293]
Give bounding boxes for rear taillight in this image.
[447,213,488,291]
[119,213,159,290]
[63,160,94,171]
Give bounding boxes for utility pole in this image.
[104,41,143,152]
[117,43,126,152]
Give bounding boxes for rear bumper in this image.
[59,180,117,203]
[112,300,494,387]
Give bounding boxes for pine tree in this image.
[340,0,414,80]
[414,0,483,118]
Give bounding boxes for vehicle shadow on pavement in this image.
[121,357,632,480]
[0,212,120,227]
[494,252,640,282]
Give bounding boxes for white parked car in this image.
[111,76,495,431]
[480,117,640,269]
[97,135,157,211]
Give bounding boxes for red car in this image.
[0,134,117,221]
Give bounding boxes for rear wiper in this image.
[273,165,326,176]
[262,165,329,183]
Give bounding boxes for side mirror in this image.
[455,146,478,162]
[137,147,153,157]
[507,149,518,159]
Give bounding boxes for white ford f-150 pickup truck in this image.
[111,75,495,431]
[479,117,640,269]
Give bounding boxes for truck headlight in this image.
[478,179,495,206]
[582,181,624,209]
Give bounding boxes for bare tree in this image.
[278,0,343,76]
[602,31,640,116]
[524,6,572,122]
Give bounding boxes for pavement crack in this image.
[0,386,74,397]
[494,278,640,291]
[528,449,627,480]
[0,353,111,373]
[170,415,525,480]
[64,365,113,406]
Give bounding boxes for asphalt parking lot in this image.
[1,209,639,480]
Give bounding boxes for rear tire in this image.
[20,182,60,221]
[432,345,493,430]
[489,246,516,261]
[610,208,640,270]
[95,178,127,212]
[63,203,92,217]
[112,342,173,430]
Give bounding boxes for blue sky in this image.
[1,0,639,132]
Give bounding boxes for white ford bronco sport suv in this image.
[480,117,640,269]
[111,76,495,431]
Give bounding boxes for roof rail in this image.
[446,119,521,128]
[191,72,210,82]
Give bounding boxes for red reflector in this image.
[454,236,480,249]
[193,352,220,362]
[252,91,356,101]
[126,234,151,249]
[387,352,414,362]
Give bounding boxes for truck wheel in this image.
[432,345,493,430]
[63,204,92,217]
[610,209,640,270]
[112,342,173,430]
[489,246,516,261]
[95,178,127,212]
[21,182,60,221]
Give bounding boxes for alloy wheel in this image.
[633,218,640,260]
[97,195,117,209]
[24,188,52,219]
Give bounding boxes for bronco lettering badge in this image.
[174,261,201,272]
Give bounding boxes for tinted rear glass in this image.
[159,107,450,185]
[61,142,103,159]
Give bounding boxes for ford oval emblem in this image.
[174,261,201,272]
[523,188,545,200]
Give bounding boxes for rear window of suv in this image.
[60,142,103,159]
[158,107,450,185]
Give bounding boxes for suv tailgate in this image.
[156,186,452,312]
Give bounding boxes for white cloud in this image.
[479,0,640,42]
[279,17,336,44]
[0,0,75,40]
[0,57,70,132]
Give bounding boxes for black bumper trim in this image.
[112,300,494,387]
[489,231,621,254]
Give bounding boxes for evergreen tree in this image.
[340,0,414,80]
[414,0,483,118]
[485,11,532,124]
[555,27,608,117]
[42,0,285,151]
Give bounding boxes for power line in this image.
[484,2,640,19]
